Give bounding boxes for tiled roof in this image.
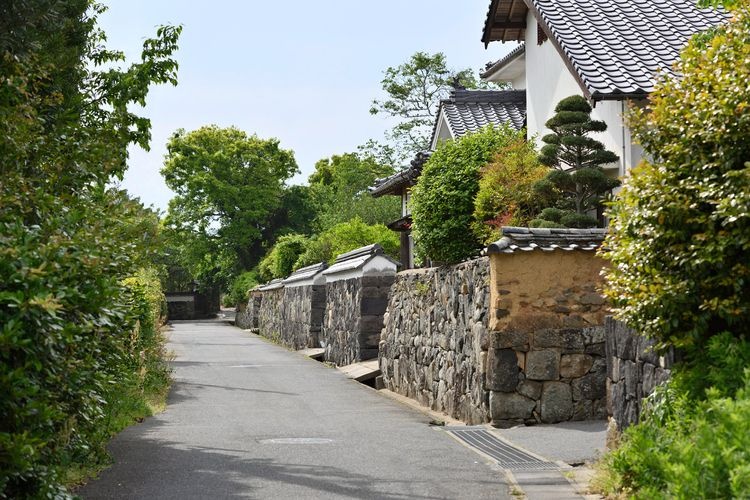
[370,151,431,197]
[257,278,284,291]
[482,0,727,100]
[439,89,526,138]
[482,43,525,79]
[322,244,399,276]
[486,226,607,254]
[282,262,327,286]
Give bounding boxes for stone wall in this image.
[281,285,326,350]
[257,288,285,343]
[323,275,394,366]
[235,293,261,330]
[605,317,674,430]
[487,249,609,427]
[379,258,491,424]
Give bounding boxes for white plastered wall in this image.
[521,11,642,175]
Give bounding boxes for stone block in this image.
[560,354,594,379]
[526,350,561,381]
[580,292,605,305]
[572,400,593,421]
[583,326,606,345]
[533,329,585,352]
[487,348,519,392]
[585,342,605,356]
[490,391,536,421]
[361,297,389,315]
[491,330,529,350]
[517,379,542,400]
[540,382,573,423]
[571,370,607,401]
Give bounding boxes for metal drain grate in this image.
[446,427,559,471]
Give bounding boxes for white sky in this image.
[98,1,516,211]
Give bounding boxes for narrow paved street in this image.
[81,321,510,499]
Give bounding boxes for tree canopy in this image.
[162,126,298,287]
[367,51,493,164]
[307,152,400,231]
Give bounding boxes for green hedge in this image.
[411,126,519,264]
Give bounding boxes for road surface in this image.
[80,320,510,499]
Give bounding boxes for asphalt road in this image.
[80,321,510,499]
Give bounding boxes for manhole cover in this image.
[259,437,334,444]
[446,427,559,471]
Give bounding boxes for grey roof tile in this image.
[483,0,727,99]
[439,89,526,139]
[486,226,607,254]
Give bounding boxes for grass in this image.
[62,327,173,491]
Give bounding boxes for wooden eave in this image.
[482,0,529,45]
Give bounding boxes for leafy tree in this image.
[0,1,180,495]
[307,152,400,231]
[472,135,548,243]
[603,2,750,353]
[162,126,298,287]
[531,95,620,228]
[257,234,310,282]
[411,126,518,264]
[368,52,494,163]
[294,218,399,270]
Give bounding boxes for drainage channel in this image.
[445,427,560,471]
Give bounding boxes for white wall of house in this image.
[486,11,644,175]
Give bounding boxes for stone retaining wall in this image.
[323,276,394,366]
[379,258,491,424]
[235,293,261,330]
[487,249,609,427]
[282,285,326,349]
[257,287,285,343]
[605,317,674,430]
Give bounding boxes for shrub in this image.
[294,218,399,269]
[257,234,309,282]
[603,2,750,352]
[225,270,260,306]
[533,95,620,227]
[472,135,548,243]
[599,335,750,498]
[411,126,517,263]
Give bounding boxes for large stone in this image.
[560,354,594,378]
[540,382,573,423]
[491,330,529,351]
[487,348,520,392]
[517,379,543,400]
[533,329,585,352]
[571,370,607,401]
[490,391,536,421]
[526,350,561,381]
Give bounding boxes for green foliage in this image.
[410,126,518,264]
[0,1,179,496]
[257,234,310,282]
[472,135,548,243]
[599,336,750,498]
[533,95,620,226]
[162,126,298,288]
[225,270,260,307]
[368,52,502,163]
[294,218,399,269]
[307,153,400,232]
[603,3,750,351]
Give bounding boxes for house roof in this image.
[481,43,525,80]
[434,89,526,142]
[486,226,607,254]
[322,244,399,276]
[482,0,728,100]
[369,151,431,198]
